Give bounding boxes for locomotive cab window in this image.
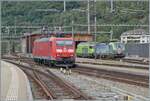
[56,40,73,46]
[89,46,94,49]
[65,40,73,46]
[56,40,65,46]
[116,43,125,49]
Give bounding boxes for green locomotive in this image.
[109,42,125,58]
[76,42,95,58]
[76,42,125,58]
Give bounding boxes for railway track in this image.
[3,55,148,69]
[23,68,54,99]
[76,58,148,70]
[2,56,32,61]
[3,55,148,88]
[2,55,149,101]
[4,59,92,100]
[26,57,148,88]
[122,58,149,65]
[72,66,149,88]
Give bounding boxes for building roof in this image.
[121,29,148,36]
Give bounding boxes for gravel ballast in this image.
[48,68,148,101]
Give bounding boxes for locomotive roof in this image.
[78,42,96,46]
[96,43,108,45]
[35,37,50,42]
[35,37,73,42]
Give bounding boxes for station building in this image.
[121,29,150,44]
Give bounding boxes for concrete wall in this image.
[125,43,149,58]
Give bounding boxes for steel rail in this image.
[22,69,54,100]
[122,58,149,65]
[73,67,148,88]
[46,69,92,100]
[76,60,148,70]
[4,59,92,100]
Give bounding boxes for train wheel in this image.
[96,55,100,59]
[37,59,40,64]
[43,60,45,64]
[39,59,42,64]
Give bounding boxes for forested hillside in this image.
[2,1,149,41]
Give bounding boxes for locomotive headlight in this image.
[68,49,74,52]
[117,48,122,54]
[56,49,62,52]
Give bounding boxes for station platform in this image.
[1,61,33,101]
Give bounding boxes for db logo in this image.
[64,48,67,52]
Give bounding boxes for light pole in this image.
[6,27,10,54]
[87,0,90,34]
[149,0,150,99]
[28,29,31,55]
[94,0,97,42]
[110,0,114,13]
[94,0,97,59]
[94,16,97,42]
[72,20,74,39]
[110,29,113,41]
[64,0,66,12]
[12,17,17,53]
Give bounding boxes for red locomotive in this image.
[32,37,75,67]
